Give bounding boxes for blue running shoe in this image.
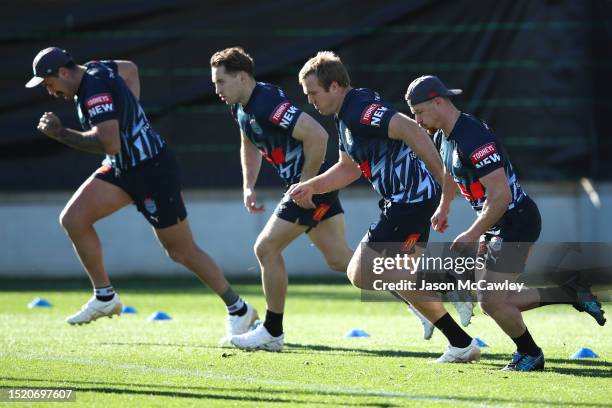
[502,351,545,371]
[565,278,606,326]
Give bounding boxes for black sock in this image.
[512,328,541,357]
[538,287,575,307]
[263,310,283,337]
[232,303,248,316]
[433,313,472,348]
[227,298,247,316]
[94,285,115,302]
[222,287,247,316]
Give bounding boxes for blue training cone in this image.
[147,311,172,321]
[571,348,599,359]
[122,305,137,314]
[28,298,52,308]
[344,328,370,338]
[475,337,489,347]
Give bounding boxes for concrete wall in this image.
[1,182,610,277]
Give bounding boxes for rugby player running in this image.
[289,52,481,363]
[210,47,353,351]
[26,47,257,339]
[406,75,606,371]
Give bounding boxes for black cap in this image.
[405,75,462,106]
[25,47,74,88]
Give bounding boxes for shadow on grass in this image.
[100,340,442,359]
[97,341,611,377]
[0,376,392,401]
[0,383,390,407]
[469,357,611,378]
[1,377,609,407]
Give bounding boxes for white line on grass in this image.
[4,352,504,408]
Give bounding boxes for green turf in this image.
[0,280,610,407]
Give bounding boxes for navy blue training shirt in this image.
[75,60,165,170]
[335,88,439,203]
[437,113,526,212]
[232,82,327,186]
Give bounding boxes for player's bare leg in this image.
[477,270,527,336]
[60,175,132,287]
[347,242,480,363]
[60,175,131,324]
[254,216,307,312]
[154,218,258,339]
[477,269,544,371]
[307,213,353,273]
[154,218,233,295]
[230,216,306,352]
[499,276,606,326]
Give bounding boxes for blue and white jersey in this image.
[74,60,165,170]
[231,82,322,186]
[436,113,526,212]
[335,88,439,203]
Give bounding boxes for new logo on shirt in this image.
[85,93,114,117]
[269,101,298,129]
[360,103,388,127]
[470,142,501,169]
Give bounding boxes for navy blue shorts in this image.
[274,189,343,232]
[365,195,440,247]
[479,196,541,273]
[94,147,187,229]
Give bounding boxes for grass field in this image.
[0,278,610,407]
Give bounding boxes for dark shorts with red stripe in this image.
[274,189,343,232]
[365,195,440,246]
[94,146,187,229]
[479,195,541,273]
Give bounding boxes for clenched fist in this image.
[37,112,64,140]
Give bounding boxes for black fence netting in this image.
[1,0,610,190]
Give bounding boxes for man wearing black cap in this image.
[26,47,258,338]
[406,75,606,371]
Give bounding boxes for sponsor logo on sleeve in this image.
[470,142,501,169]
[359,103,388,127]
[269,101,299,129]
[85,93,114,117]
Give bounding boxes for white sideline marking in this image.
[4,352,503,407]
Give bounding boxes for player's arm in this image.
[240,130,264,213]
[465,168,511,236]
[287,150,362,205]
[431,169,459,233]
[291,112,328,182]
[388,113,444,185]
[37,112,120,155]
[114,60,140,100]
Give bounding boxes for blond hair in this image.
[299,51,350,91]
